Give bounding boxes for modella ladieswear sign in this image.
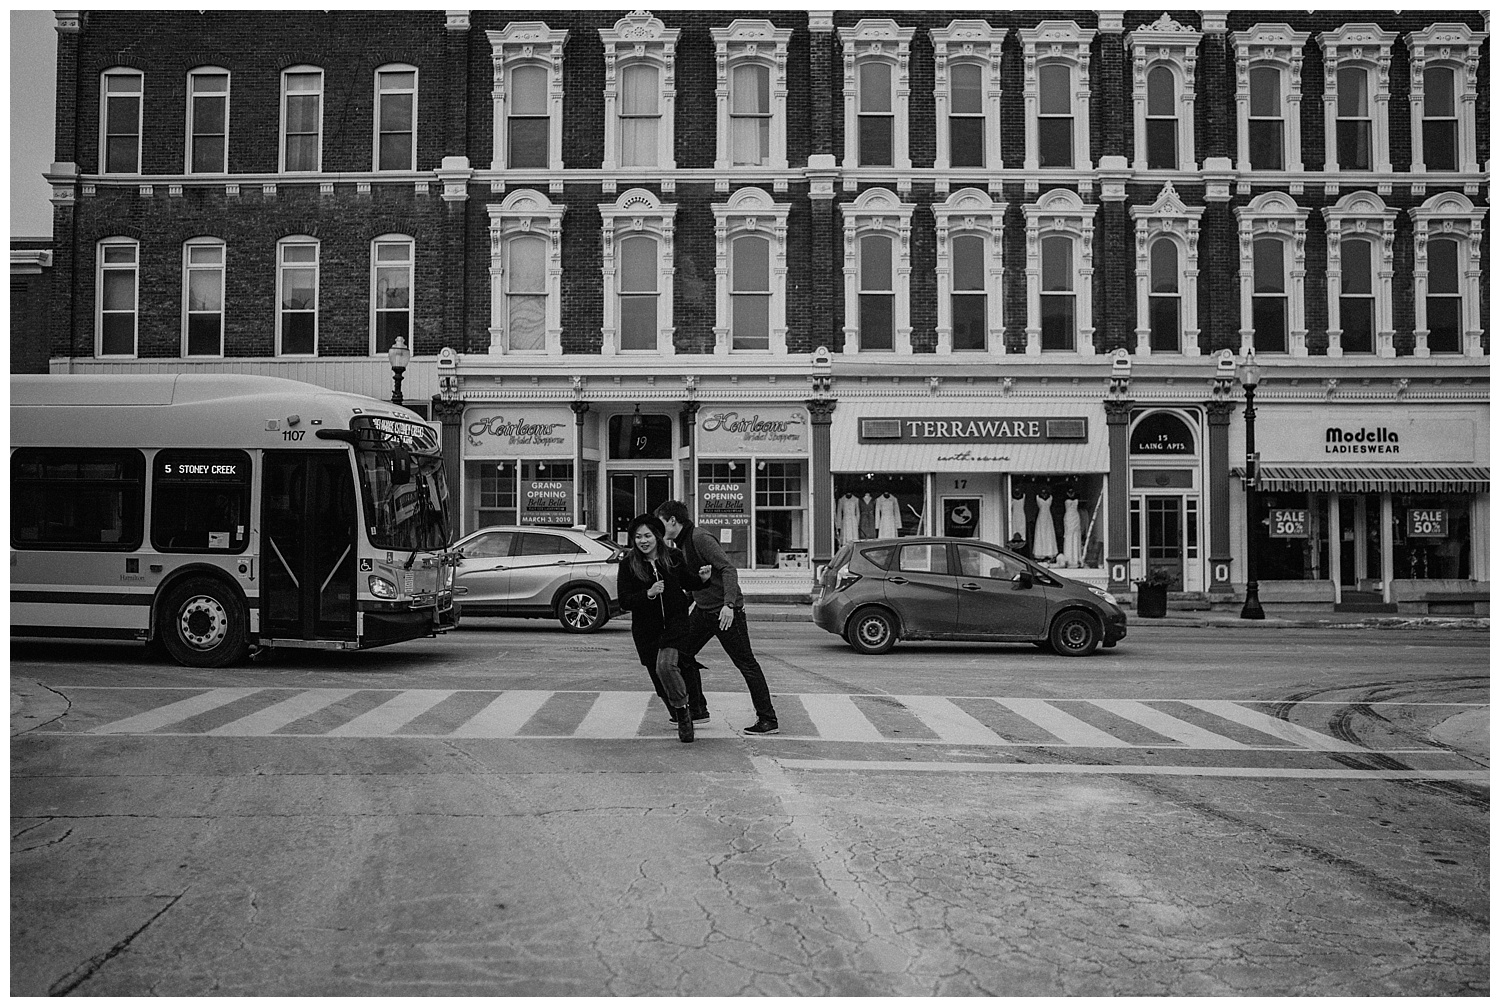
[1255,408,1481,464]
[697,407,809,455]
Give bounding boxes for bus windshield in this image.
[350,416,452,551]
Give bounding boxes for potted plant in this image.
[1133,568,1174,619]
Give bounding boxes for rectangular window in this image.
[949,63,985,168]
[858,62,894,167]
[184,243,224,356]
[730,63,771,166]
[99,243,138,356]
[620,64,660,168]
[373,240,412,355]
[1252,239,1287,353]
[859,234,894,350]
[282,70,322,172]
[1426,238,1461,353]
[1145,66,1177,169]
[376,69,415,171]
[618,235,658,350]
[188,71,228,173]
[505,235,547,352]
[1037,64,1073,168]
[103,71,143,174]
[151,449,251,553]
[1040,235,1074,350]
[951,233,986,351]
[730,234,771,351]
[508,65,549,169]
[279,242,318,355]
[477,460,518,527]
[12,448,146,551]
[1336,67,1371,170]
[754,460,806,569]
[1248,66,1284,170]
[1339,238,1373,353]
[1423,67,1458,171]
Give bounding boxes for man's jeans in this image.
[681,606,776,722]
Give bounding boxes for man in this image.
[654,499,779,735]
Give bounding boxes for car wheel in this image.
[557,586,608,633]
[158,577,249,668]
[846,607,897,655]
[1049,610,1100,657]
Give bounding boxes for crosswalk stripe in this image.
[799,693,885,742]
[893,696,1011,746]
[325,690,455,737]
[207,689,357,736]
[90,687,263,734]
[995,698,1131,747]
[1184,700,1365,753]
[575,691,654,738]
[448,691,551,737]
[1089,699,1250,749]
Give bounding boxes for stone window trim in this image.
[1321,190,1397,358]
[839,19,916,175]
[1406,23,1488,174]
[486,188,566,356]
[600,12,679,174]
[712,20,794,172]
[96,236,139,358]
[373,63,419,173]
[599,188,676,356]
[1407,191,1487,358]
[1233,24,1310,173]
[1022,187,1097,356]
[1233,191,1309,356]
[100,66,144,176]
[487,22,568,172]
[1019,20,1097,173]
[840,187,915,354]
[181,236,226,358]
[1318,24,1398,174]
[930,20,1007,175]
[1126,13,1202,172]
[275,235,320,357]
[933,187,1008,356]
[1129,182,1203,356]
[712,186,791,355]
[184,66,230,176]
[279,65,324,174]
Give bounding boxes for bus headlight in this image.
[368,575,398,599]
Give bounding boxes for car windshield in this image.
[350,416,452,551]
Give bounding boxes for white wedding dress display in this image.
[1059,497,1083,567]
[1032,494,1059,561]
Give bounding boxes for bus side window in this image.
[11,448,146,551]
[151,449,252,553]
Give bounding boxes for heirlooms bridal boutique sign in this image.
[464,408,572,456]
[696,407,809,455]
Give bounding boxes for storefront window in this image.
[1392,495,1470,580]
[833,473,925,549]
[1250,491,1329,580]
[608,412,673,459]
[754,460,805,568]
[475,460,517,528]
[1009,473,1104,568]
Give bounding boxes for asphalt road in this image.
[11,618,1489,996]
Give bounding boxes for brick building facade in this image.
[37,9,1490,611]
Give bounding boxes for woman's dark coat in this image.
[616,547,696,669]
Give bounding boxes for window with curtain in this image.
[98,241,138,356]
[1145,66,1177,169]
[505,234,547,351]
[278,241,318,355]
[1425,237,1461,353]
[951,234,986,351]
[184,241,224,356]
[282,69,322,172]
[372,239,412,355]
[730,234,770,350]
[1037,64,1073,168]
[1339,238,1374,353]
[1040,235,1075,350]
[508,64,549,169]
[103,70,143,174]
[859,234,894,350]
[620,64,660,167]
[1248,66,1283,170]
[376,68,416,171]
[1423,66,1458,171]
[949,63,984,168]
[730,63,771,166]
[1251,238,1287,353]
[187,70,228,173]
[858,62,894,167]
[1336,67,1371,170]
[1148,240,1180,352]
[618,235,658,350]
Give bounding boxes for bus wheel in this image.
[159,578,249,668]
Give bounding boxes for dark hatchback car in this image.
[812,537,1127,657]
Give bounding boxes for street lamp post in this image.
[1239,355,1265,620]
[387,336,411,407]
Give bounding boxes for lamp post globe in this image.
[387,336,411,406]
[1238,354,1265,620]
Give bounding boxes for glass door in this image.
[608,471,673,546]
[262,451,358,641]
[1144,495,1184,590]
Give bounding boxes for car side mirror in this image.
[1012,571,1033,590]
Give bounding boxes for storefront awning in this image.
[1230,465,1489,493]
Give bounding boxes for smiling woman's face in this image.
[633,526,659,553]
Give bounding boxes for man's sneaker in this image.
[742,719,779,735]
[691,708,710,723]
[676,711,695,743]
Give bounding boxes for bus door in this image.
[262,451,358,641]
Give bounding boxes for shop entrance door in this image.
[1338,494,1383,592]
[609,471,673,546]
[1144,496,1184,589]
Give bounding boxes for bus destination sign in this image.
[352,416,439,453]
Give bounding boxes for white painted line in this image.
[798,693,885,742]
[702,689,759,730]
[90,687,263,734]
[574,691,653,738]
[1089,699,1249,749]
[447,691,551,737]
[895,696,1012,746]
[1184,700,1365,752]
[775,759,1490,782]
[207,689,357,736]
[996,698,1130,747]
[325,690,455,737]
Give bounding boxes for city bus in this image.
[11,373,459,667]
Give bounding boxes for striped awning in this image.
[1230,465,1489,493]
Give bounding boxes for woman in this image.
[616,513,697,743]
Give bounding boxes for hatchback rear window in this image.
[859,545,895,570]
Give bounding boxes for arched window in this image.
[1408,24,1485,175]
[1251,239,1287,354]
[506,65,548,169]
[1127,15,1201,172]
[1021,21,1095,171]
[280,66,323,172]
[712,187,791,355]
[1037,64,1074,168]
[600,188,676,355]
[1235,191,1308,355]
[97,237,138,356]
[1337,238,1374,354]
[1130,182,1203,356]
[841,187,916,354]
[600,13,677,173]
[1024,188,1097,355]
[371,236,413,355]
[730,63,771,166]
[934,188,1005,356]
[1234,25,1310,173]
[101,68,143,174]
[487,188,566,354]
[857,61,894,167]
[488,21,567,172]
[618,236,660,351]
[730,235,771,350]
[503,235,546,352]
[859,234,894,351]
[1040,236,1075,351]
[948,64,985,168]
[1421,66,1458,170]
[374,64,417,171]
[186,68,229,174]
[1323,190,1397,357]
[840,19,915,173]
[1148,240,1180,352]
[950,235,986,351]
[1145,67,1177,169]
[931,20,1006,172]
[620,64,661,168]
[183,238,225,357]
[1319,24,1396,173]
[713,20,792,171]
[277,237,319,355]
[1335,67,1372,170]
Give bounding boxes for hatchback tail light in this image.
[833,564,861,592]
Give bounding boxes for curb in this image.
[742,605,1488,631]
